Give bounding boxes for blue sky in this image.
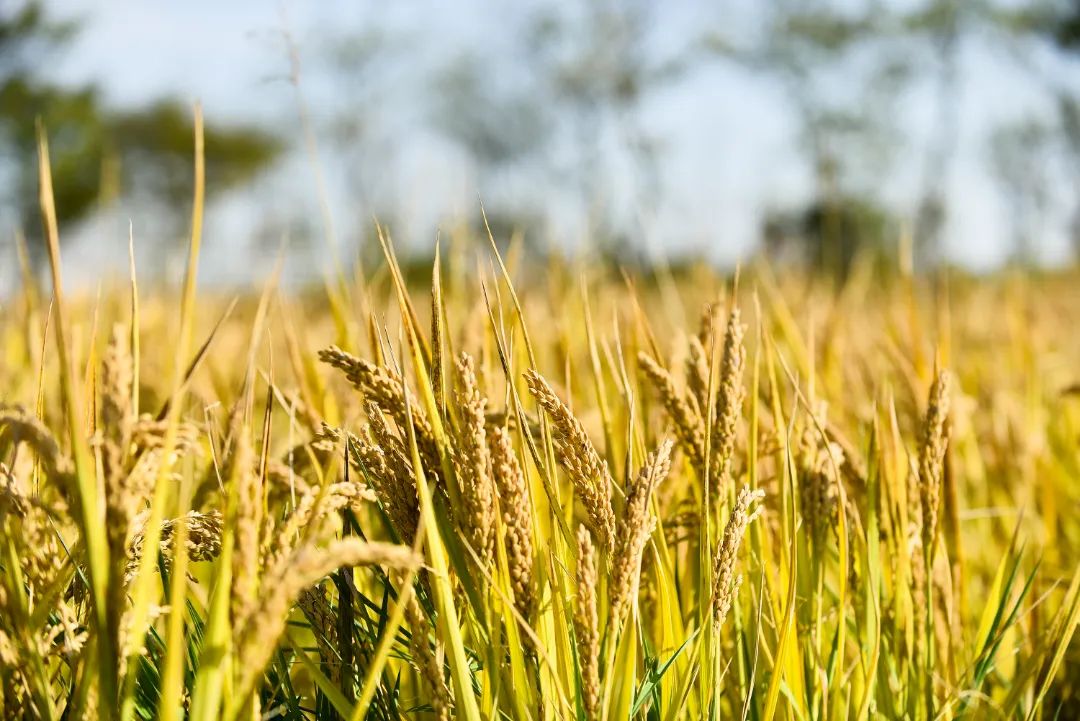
[8,0,1080,288]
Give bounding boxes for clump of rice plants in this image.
[1,121,1079,720]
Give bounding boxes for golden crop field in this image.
[1,129,1079,721]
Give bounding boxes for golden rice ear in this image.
[405,587,453,721]
[574,525,600,721]
[709,307,747,500]
[125,510,224,583]
[686,334,712,417]
[297,585,342,685]
[234,538,421,704]
[918,370,951,556]
[524,368,616,554]
[319,346,442,475]
[0,406,71,483]
[710,486,764,635]
[697,300,721,350]
[489,424,535,620]
[230,433,260,638]
[452,351,496,568]
[638,352,706,473]
[100,323,145,577]
[797,411,844,552]
[347,426,419,543]
[609,439,673,630]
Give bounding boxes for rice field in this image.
[1,122,1079,721]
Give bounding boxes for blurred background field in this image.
[3,0,1080,288]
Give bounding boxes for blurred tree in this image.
[708,0,1080,272]
[707,2,908,275]
[0,1,282,262]
[327,0,1080,269]
[1061,96,1080,260]
[904,0,1080,266]
[1057,0,1080,45]
[989,119,1055,265]
[763,193,892,278]
[433,52,551,169]
[903,0,961,268]
[1044,0,1080,260]
[316,27,395,226]
[429,49,554,243]
[525,0,672,245]
[426,0,699,251]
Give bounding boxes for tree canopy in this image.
[0,1,281,259]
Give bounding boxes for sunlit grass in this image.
[0,118,1078,720]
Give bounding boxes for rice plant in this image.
[1,118,1078,720]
